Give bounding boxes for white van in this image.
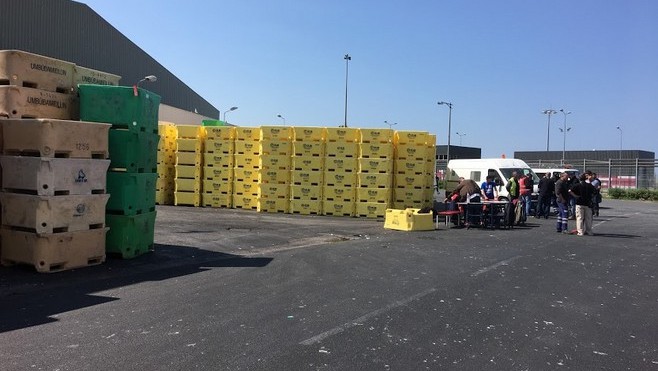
[446,158,539,201]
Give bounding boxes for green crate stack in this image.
[78,84,160,259]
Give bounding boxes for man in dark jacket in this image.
[569,173,596,236]
[535,172,554,219]
[554,173,570,233]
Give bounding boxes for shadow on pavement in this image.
[0,243,272,333]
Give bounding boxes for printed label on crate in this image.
[325,157,357,171]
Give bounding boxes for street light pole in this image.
[542,109,557,151]
[456,132,466,145]
[384,120,397,130]
[616,126,623,159]
[559,109,571,165]
[277,114,286,125]
[437,101,453,167]
[223,106,238,122]
[343,54,351,128]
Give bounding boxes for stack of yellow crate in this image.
[289,127,325,215]
[392,131,435,209]
[233,127,260,210]
[323,128,360,217]
[201,126,235,208]
[257,126,292,213]
[356,129,395,218]
[174,125,205,206]
[156,122,177,205]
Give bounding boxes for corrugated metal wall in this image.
[0,0,219,119]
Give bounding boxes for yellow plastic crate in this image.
[175,178,201,192]
[322,201,354,217]
[291,156,324,172]
[395,143,433,161]
[157,150,175,166]
[203,166,233,181]
[258,183,289,199]
[325,142,358,158]
[203,153,233,168]
[289,199,322,215]
[393,188,427,203]
[292,141,325,157]
[324,157,357,172]
[394,160,425,175]
[158,137,176,152]
[232,195,258,210]
[357,188,392,204]
[201,193,232,208]
[175,165,202,179]
[158,122,178,139]
[394,131,429,145]
[257,198,289,213]
[359,128,393,143]
[233,168,259,183]
[259,155,291,170]
[156,189,174,205]
[325,127,359,143]
[234,127,260,141]
[384,208,434,231]
[394,174,427,189]
[233,181,258,195]
[175,151,202,166]
[205,139,234,154]
[202,180,232,194]
[260,126,292,141]
[359,143,394,159]
[290,170,323,186]
[259,169,290,184]
[175,191,200,207]
[358,158,393,173]
[292,127,326,142]
[234,154,260,169]
[358,173,392,189]
[427,134,437,146]
[176,138,202,153]
[156,177,174,191]
[176,125,205,139]
[323,172,356,187]
[234,140,260,155]
[205,126,235,140]
[355,202,388,219]
[322,186,356,202]
[259,139,291,156]
[290,185,322,200]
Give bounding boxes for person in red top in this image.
[518,173,533,224]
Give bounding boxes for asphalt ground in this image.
[1,199,657,370]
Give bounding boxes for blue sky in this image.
[82,0,658,158]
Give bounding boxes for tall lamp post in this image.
[456,132,466,145]
[559,109,571,165]
[343,54,351,127]
[223,106,238,123]
[384,120,397,130]
[616,125,623,159]
[437,101,453,168]
[277,114,286,125]
[542,109,557,151]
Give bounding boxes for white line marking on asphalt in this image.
[299,287,437,346]
[471,256,522,277]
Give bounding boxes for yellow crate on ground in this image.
[175,165,202,179]
[176,125,205,139]
[357,188,392,204]
[175,178,201,192]
[394,174,425,189]
[322,201,354,217]
[394,159,425,175]
[323,186,356,202]
[290,185,322,200]
[323,172,356,187]
[355,202,388,219]
[325,142,358,158]
[257,199,289,213]
[394,131,430,146]
[156,189,174,205]
[292,141,324,157]
[359,128,393,143]
[234,154,260,169]
[201,193,232,208]
[326,127,359,142]
[291,156,324,172]
[234,140,260,155]
[205,139,234,154]
[203,153,234,168]
[290,170,323,186]
[175,191,200,207]
[258,184,289,199]
[384,208,434,231]
[358,158,393,173]
[259,139,291,156]
[259,155,291,171]
[292,127,326,142]
[233,168,259,183]
[203,166,233,181]
[235,127,260,141]
[202,180,232,194]
[289,199,322,215]
[325,157,357,172]
[175,151,202,166]
[176,138,203,152]
[259,169,290,184]
[232,195,258,210]
[260,126,292,141]
[359,143,394,159]
[233,181,258,196]
[358,173,392,188]
[205,126,235,140]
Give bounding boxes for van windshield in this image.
[499,168,539,182]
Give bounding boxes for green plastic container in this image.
[108,129,159,172]
[105,211,156,259]
[78,85,161,133]
[202,120,226,126]
[106,172,157,215]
